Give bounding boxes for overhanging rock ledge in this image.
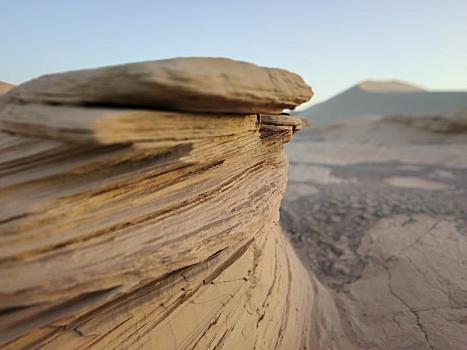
[0,58,345,349]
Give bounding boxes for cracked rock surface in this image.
[0,61,316,349]
[281,113,467,349]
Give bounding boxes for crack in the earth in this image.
[379,260,434,350]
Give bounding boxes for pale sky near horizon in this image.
[1,0,466,109]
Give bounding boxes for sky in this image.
[1,0,466,109]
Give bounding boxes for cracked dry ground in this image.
[281,130,467,349]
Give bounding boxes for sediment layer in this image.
[0,58,317,349]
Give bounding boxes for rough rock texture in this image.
[0,59,331,349]
[0,104,259,144]
[282,112,467,349]
[2,57,312,114]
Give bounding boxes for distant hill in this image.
[299,80,467,126]
[357,80,424,93]
[0,81,13,93]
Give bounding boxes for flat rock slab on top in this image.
[4,57,313,114]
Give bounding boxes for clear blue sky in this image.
[1,0,466,108]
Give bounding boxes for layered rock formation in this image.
[0,58,324,349]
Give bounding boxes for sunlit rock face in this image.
[0,58,333,349]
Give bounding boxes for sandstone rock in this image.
[0,59,327,349]
[0,103,258,144]
[3,57,312,114]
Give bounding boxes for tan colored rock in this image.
[0,60,324,349]
[0,103,258,144]
[3,57,312,113]
[0,123,313,349]
[260,114,303,132]
[0,81,13,93]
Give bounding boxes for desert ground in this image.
[282,111,467,349]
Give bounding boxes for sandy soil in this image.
[282,113,467,349]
